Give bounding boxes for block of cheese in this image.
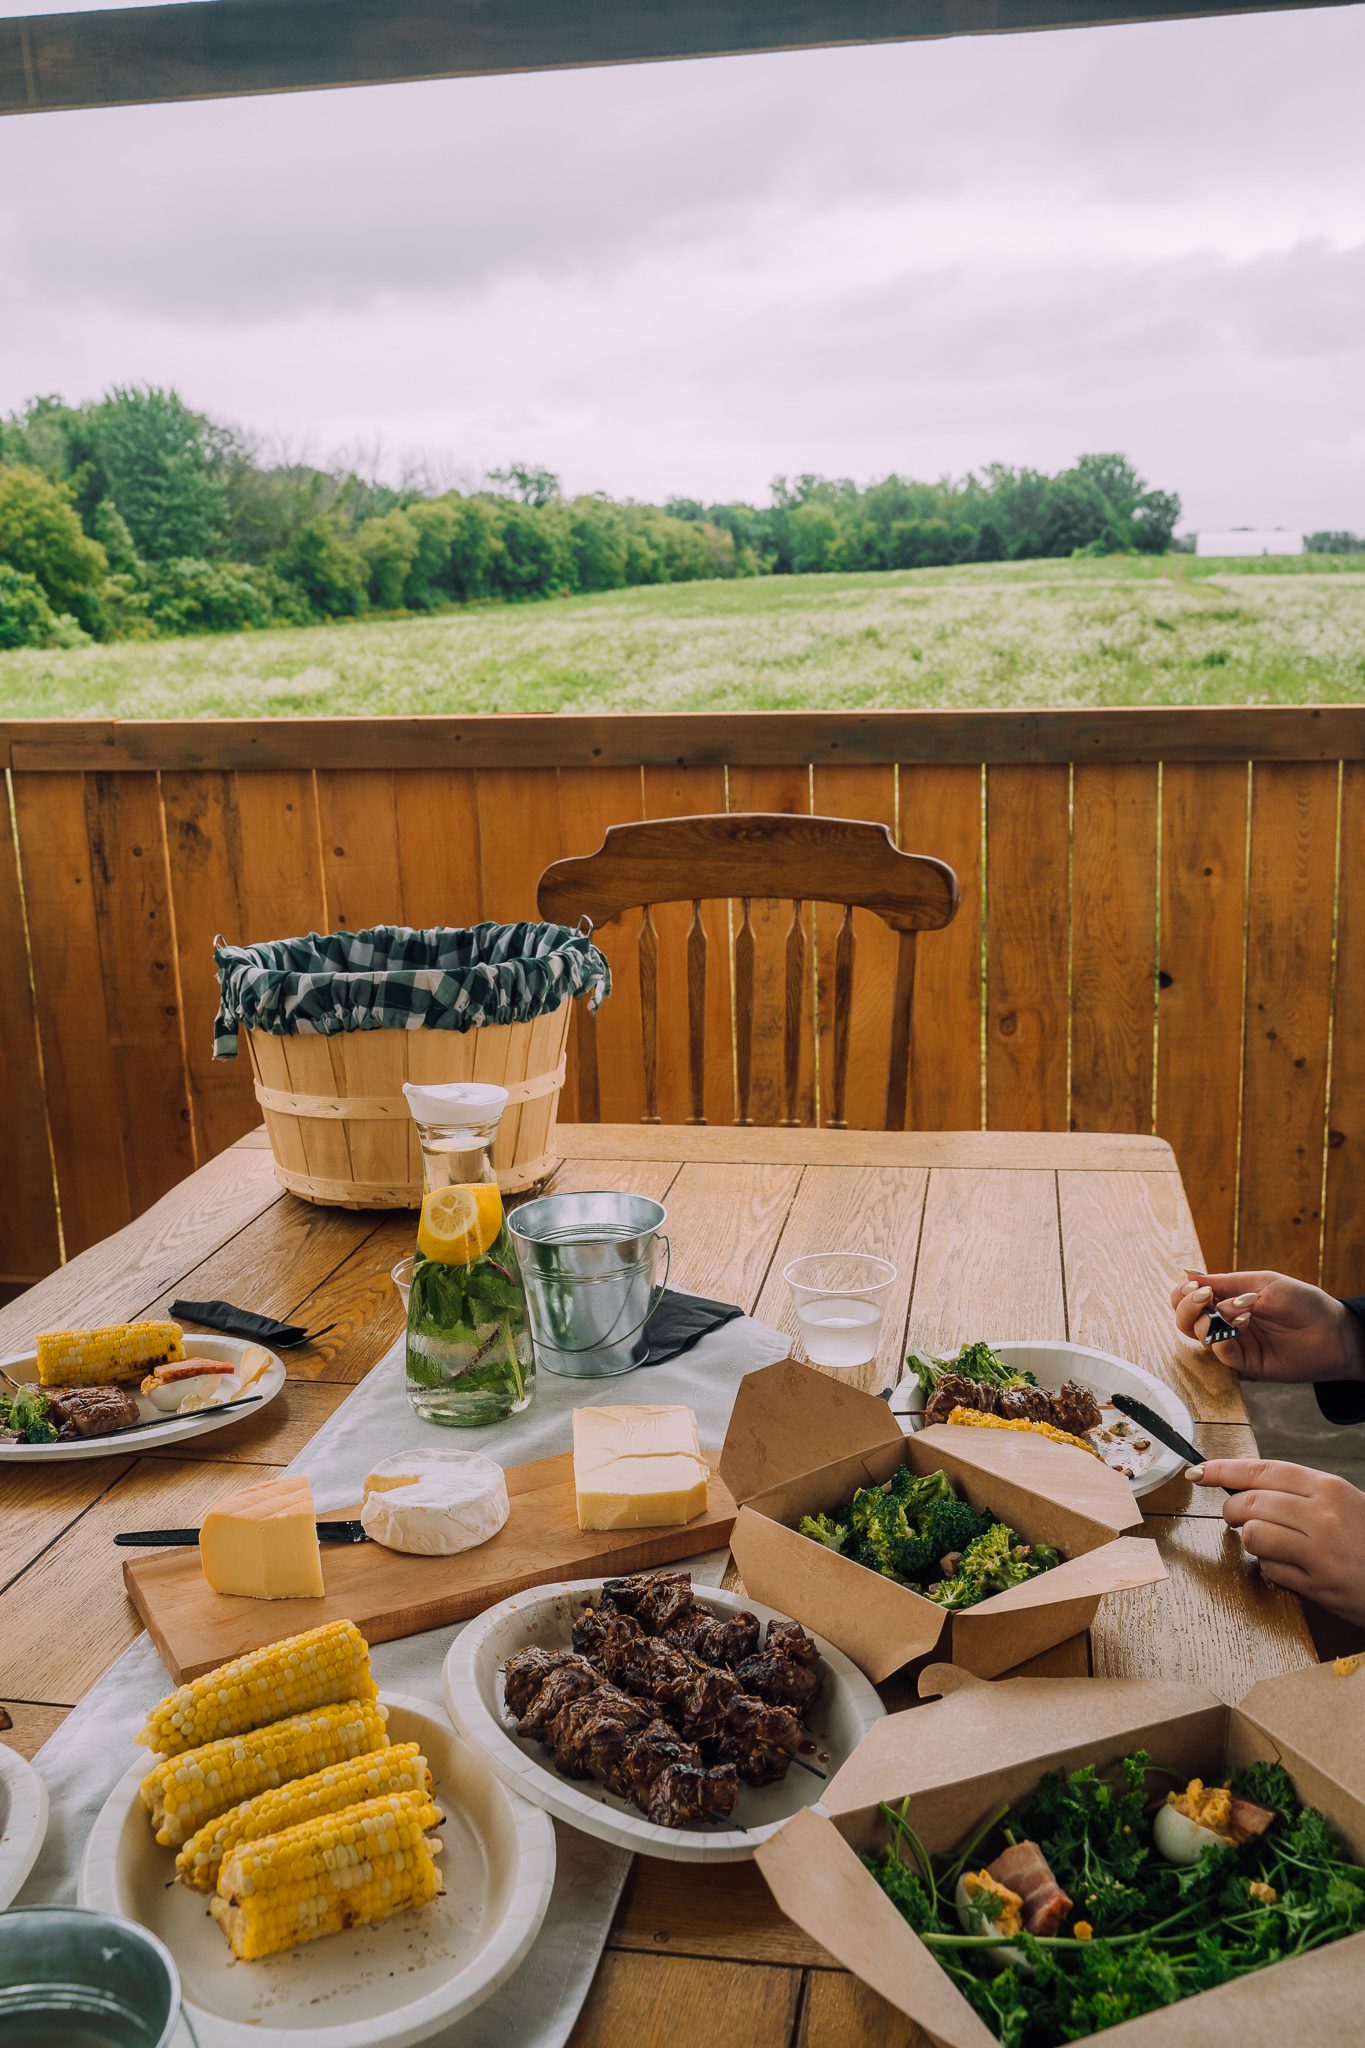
[199,1474,325,1600]
[361,1449,510,1555]
[573,1404,710,1532]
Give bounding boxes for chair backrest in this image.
[537,813,958,1130]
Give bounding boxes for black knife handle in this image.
[115,1520,368,1547]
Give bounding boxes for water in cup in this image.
[796,1296,883,1367]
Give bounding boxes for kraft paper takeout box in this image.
[755,1657,1365,2046]
[718,1359,1165,1683]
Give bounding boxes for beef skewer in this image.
[503,1649,740,1826]
[573,1607,824,1783]
[500,1573,829,1828]
[599,1574,824,1714]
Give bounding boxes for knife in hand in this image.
[115,1519,369,1546]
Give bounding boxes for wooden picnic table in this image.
[0,1123,1316,2048]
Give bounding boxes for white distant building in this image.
[1196,530,1304,557]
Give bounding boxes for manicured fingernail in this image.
[1186,1465,1205,1482]
[1231,1293,1256,1308]
[1179,1280,1201,1297]
[1233,1313,1251,1328]
[1190,1286,1212,1303]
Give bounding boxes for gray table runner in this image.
[17,1305,792,2046]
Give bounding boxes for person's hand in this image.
[1192,1457,1365,1625]
[1170,1268,1365,1385]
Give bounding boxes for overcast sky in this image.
[1,4,1363,530]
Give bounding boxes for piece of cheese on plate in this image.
[361,1449,510,1555]
[199,1474,325,1599]
[573,1404,710,1532]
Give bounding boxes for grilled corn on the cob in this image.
[176,1741,430,1892]
[140,1698,389,1846]
[139,1618,378,1757]
[36,1320,184,1387]
[210,1789,443,1960]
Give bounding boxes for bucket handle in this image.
[543,1231,670,1353]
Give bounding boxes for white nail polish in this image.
[1191,1286,1212,1303]
[1231,1293,1256,1309]
[1233,1313,1251,1328]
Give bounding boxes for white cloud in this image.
[1,5,1363,527]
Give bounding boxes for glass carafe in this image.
[401,1081,534,1426]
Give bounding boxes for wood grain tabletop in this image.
[0,1122,1315,2048]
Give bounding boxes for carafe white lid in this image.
[402,1081,509,1126]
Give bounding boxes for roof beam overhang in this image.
[0,0,1352,118]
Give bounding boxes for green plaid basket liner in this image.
[213,921,611,1058]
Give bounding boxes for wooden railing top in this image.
[4,704,1365,772]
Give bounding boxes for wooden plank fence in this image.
[1,708,1360,1296]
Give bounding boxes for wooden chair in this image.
[537,813,958,1129]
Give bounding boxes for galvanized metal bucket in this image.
[0,1906,197,2046]
[507,1190,670,1378]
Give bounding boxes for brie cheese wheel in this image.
[361,1449,510,1556]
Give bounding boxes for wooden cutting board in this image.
[123,1449,738,1682]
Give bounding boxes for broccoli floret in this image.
[925,1571,976,1609]
[960,1522,1033,1594]
[849,1485,935,1580]
[922,1494,992,1566]
[797,1511,849,1554]
[890,1464,955,1514]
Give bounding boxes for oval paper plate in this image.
[444,1578,885,1864]
[893,1338,1196,1497]
[0,1742,49,1910]
[0,1335,286,1462]
[79,1694,555,2048]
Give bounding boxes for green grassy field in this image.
[3,552,1364,720]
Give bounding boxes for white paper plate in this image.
[78,1694,555,2048]
[444,1578,885,1864]
[0,1742,49,1909]
[892,1338,1196,1497]
[0,1335,286,1461]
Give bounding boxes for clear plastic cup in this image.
[391,1254,414,1310]
[783,1252,897,1368]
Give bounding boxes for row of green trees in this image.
[0,386,1185,651]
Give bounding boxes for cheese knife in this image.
[115,1519,369,1546]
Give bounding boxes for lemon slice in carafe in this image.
[416,1182,504,1264]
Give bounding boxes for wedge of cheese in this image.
[573,1404,711,1532]
[360,1449,510,1555]
[199,1475,325,1600]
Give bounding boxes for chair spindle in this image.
[884,928,918,1130]
[830,903,856,1129]
[782,898,805,1127]
[639,901,661,1124]
[735,896,755,1125]
[686,899,707,1124]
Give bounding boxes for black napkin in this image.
[170,1299,335,1349]
[638,1288,743,1366]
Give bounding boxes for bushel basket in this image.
[214,922,611,1207]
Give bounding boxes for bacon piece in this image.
[1227,1794,1277,1842]
[987,1840,1073,1936]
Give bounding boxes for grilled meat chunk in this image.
[666,1603,761,1669]
[1049,1380,1104,1437]
[516,1658,601,1741]
[733,1649,822,1716]
[550,1687,653,1793]
[503,1646,582,1720]
[44,1385,141,1437]
[644,1759,739,1826]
